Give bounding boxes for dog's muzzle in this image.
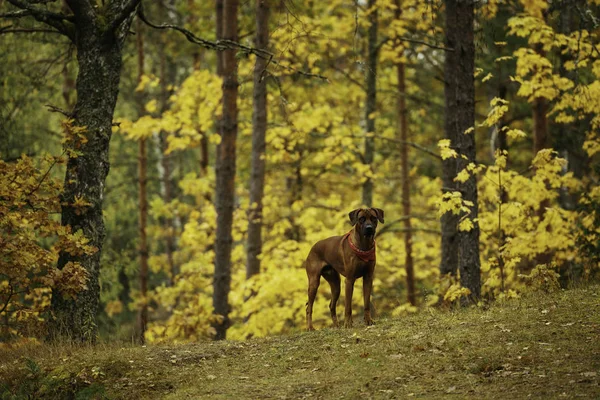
[364,225,375,236]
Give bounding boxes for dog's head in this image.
[348,208,384,237]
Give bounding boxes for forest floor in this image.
[1,285,599,399]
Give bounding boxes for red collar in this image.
[343,231,376,262]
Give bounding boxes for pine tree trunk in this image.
[532,45,552,266]
[440,0,459,278]
[216,0,224,77]
[394,1,415,306]
[247,0,269,282]
[397,62,416,306]
[135,18,149,345]
[213,0,238,341]
[362,0,378,207]
[50,17,127,342]
[160,0,177,284]
[444,0,481,301]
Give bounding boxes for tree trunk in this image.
[394,1,415,307]
[50,18,126,342]
[532,45,552,266]
[135,17,149,345]
[555,2,587,209]
[440,0,459,278]
[497,80,508,292]
[533,97,548,155]
[247,0,269,282]
[362,0,378,207]
[397,63,416,306]
[159,0,177,285]
[212,0,238,341]
[285,155,303,241]
[444,0,481,301]
[216,0,224,77]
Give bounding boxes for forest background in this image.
[1,0,599,344]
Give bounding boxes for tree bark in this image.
[157,0,177,285]
[216,0,224,77]
[443,0,481,301]
[394,1,415,307]
[247,0,269,282]
[212,0,238,341]
[50,3,136,342]
[362,0,378,207]
[397,62,416,306]
[440,0,459,278]
[135,17,149,345]
[533,97,548,155]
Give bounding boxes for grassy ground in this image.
[1,286,599,399]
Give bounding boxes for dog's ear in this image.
[372,208,385,223]
[348,209,361,226]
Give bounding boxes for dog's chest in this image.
[348,258,375,278]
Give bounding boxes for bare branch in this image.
[137,2,328,81]
[379,35,453,52]
[346,134,442,160]
[5,0,74,21]
[0,9,32,18]
[376,215,438,236]
[0,26,62,34]
[45,104,72,117]
[376,227,441,237]
[376,135,442,160]
[5,0,74,39]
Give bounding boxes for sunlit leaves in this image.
[480,98,509,127]
[438,139,457,160]
[0,155,93,338]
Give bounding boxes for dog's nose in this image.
[364,225,374,235]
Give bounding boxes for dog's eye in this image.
[359,216,366,223]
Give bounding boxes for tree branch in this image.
[347,134,442,160]
[376,215,438,236]
[45,104,72,117]
[0,9,32,18]
[5,0,74,40]
[106,0,141,34]
[376,227,441,237]
[0,26,62,34]
[137,2,328,81]
[379,35,453,52]
[64,0,95,24]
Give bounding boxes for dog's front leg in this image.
[344,277,355,328]
[363,273,374,326]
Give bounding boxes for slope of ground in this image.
[1,286,599,399]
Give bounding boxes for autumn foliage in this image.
[0,156,93,340]
[1,0,599,343]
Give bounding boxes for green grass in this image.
[1,286,599,399]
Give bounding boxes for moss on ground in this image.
[1,285,599,399]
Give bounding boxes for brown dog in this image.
[305,208,384,330]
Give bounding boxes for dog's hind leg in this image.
[306,267,321,331]
[322,266,340,328]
